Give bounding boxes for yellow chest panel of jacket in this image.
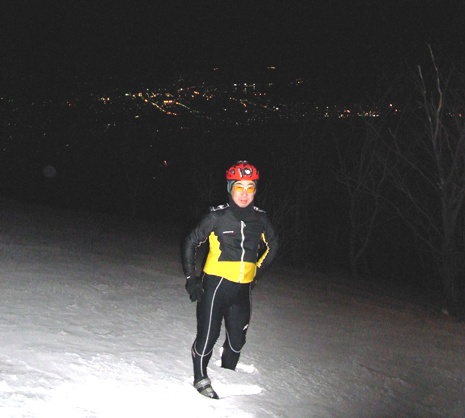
[203,231,257,283]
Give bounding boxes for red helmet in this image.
[226,161,260,181]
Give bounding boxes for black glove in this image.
[185,276,204,302]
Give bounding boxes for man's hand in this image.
[185,276,204,302]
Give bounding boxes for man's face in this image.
[230,180,256,208]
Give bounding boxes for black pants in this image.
[192,274,252,382]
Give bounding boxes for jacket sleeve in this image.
[256,215,279,277]
[181,213,213,279]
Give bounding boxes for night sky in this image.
[1,1,464,97]
[1,1,464,290]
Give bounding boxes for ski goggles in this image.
[232,184,256,194]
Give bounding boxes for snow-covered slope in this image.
[0,198,464,418]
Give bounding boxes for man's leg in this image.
[192,276,224,382]
[221,283,251,370]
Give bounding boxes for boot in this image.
[194,377,219,399]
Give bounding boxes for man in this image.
[181,160,278,399]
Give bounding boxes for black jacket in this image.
[182,203,278,284]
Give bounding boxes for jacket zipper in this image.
[239,221,246,282]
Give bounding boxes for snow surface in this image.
[1,198,464,418]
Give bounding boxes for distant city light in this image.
[7,74,426,130]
